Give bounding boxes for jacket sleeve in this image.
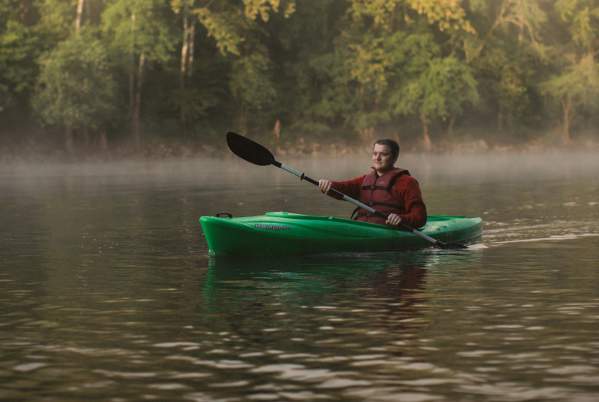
[395,176,427,228]
[328,175,364,200]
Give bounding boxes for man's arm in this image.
[319,176,364,200]
[397,177,427,228]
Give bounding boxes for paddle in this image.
[226,131,467,250]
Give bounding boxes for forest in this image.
[1,0,599,158]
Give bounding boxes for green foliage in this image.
[406,0,475,33]
[4,0,599,153]
[33,32,116,131]
[102,0,176,63]
[36,0,78,40]
[230,50,276,114]
[539,1,599,140]
[188,1,295,57]
[392,56,478,120]
[194,4,244,56]
[425,57,479,119]
[349,0,402,30]
[168,53,230,128]
[542,54,599,107]
[556,0,599,50]
[0,1,42,113]
[473,43,536,124]
[243,0,296,22]
[0,20,39,110]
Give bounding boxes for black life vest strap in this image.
[370,201,403,208]
[386,172,404,190]
[350,206,361,220]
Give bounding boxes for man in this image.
[318,139,427,228]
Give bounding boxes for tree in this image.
[229,50,277,134]
[392,56,479,150]
[464,0,547,60]
[331,2,415,141]
[541,0,599,143]
[170,0,241,135]
[258,0,344,137]
[75,0,86,34]
[0,1,40,117]
[200,0,294,134]
[36,0,79,41]
[542,54,599,143]
[168,0,294,135]
[328,0,477,147]
[463,0,547,134]
[102,0,176,147]
[33,32,116,153]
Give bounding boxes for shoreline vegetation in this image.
[2,1,599,161]
[1,129,598,164]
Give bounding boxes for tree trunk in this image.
[179,3,196,134]
[180,8,190,87]
[420,112,432,151]
[82,127,90,149]
[237,105,248,135]
[273,118,281,145]
[561,96,572,144]
[71,0,85,155]
[497,108,504,132]
[179,5,191,133]
[506,111,513,131]
[447,115,456,137]
[99,131,108,152]
[188,21,195,76]
[132,53,145,148]
[179,11,189,134]
[129,61,135,121]
[75,0,85,34]
[358,127,375,142]
[19,0,31,23]
[65,126,74,155]
[129,12,136,121]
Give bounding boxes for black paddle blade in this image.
[226,132,276,166]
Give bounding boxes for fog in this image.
[1,150,598,185]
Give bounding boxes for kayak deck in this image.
[200,212,482,257]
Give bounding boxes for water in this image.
[1,154,599,401]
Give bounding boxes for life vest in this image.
[353,168,410,224]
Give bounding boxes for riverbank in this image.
[1,131,598,164]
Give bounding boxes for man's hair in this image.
[374,139,400,162]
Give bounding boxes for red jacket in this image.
[329,168,427,228]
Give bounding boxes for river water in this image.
[1,153,599,401]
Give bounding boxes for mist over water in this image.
[1,151,599,401]
[4,150,598,243]
[3,148,598,182]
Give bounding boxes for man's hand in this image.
[318,179,332,194]
[386,213,402,226]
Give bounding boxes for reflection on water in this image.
[202,252,433,334]
[1,157,599,401]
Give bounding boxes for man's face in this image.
[372,144,395,172]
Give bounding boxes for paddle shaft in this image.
[274,161,446,247]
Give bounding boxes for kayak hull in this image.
[199,212,482,257]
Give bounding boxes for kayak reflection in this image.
[198,251,446,336]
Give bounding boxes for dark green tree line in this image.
[1,0,599,156]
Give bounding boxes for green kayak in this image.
[200,212,482,257]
